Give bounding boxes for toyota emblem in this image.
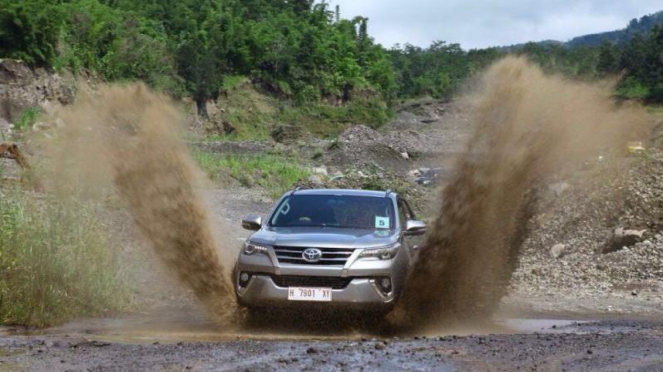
[302,248,323,263]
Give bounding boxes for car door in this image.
[398,197,424,257]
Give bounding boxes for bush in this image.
[193,151,310,199]
[0,189,131,327]
[14,107,41,131]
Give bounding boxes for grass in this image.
[223,75,249,91]
[14,107,41,131]
[616,79,650,101]
[202,83,394,141]
[193,151,310,199]
[0,188,131,327]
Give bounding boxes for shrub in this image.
[14,107,41,131]
[193,151,310,199]
[0,189,131,327]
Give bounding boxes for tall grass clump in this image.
[14,107,41,132]
[193,151,310,199]
[0,189,131,327]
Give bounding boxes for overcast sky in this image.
[328,0,663,49]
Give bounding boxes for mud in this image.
[49,84,233,319]
[393,57,648,327]
[1,317,661,371]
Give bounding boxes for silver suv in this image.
[234,189,426,313]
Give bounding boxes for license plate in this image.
[287,287,332,302]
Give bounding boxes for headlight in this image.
[243,241,270,255]
[358,243,400,260]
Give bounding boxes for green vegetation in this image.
[0,189,131,327]
[388,13,663,103]
[0,0,394,118]
[14,107,41,131]
[1,1,661,139]
[193,151,309,198]
[388,42,500,100]
[202,84,390,141]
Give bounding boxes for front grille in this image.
[273,246,354,266]
[271,275,352,289]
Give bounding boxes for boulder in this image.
[312,166,328,176]
[271,125,303,143]
[602,228,646,254]
[221,121,236,135]
[0,117,10,137]
[548,182,570,196]
[550,244,566,259]
[307,175,324,186]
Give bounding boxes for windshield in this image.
[269,194,395,230]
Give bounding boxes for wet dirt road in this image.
[1,312,662,372]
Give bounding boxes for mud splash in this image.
[52,84,232,318]
[392,57,647,327]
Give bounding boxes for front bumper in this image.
[236,274,395,311]
[234,245,410,311]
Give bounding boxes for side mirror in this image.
[404,220,427,236]
[242,215,263,231]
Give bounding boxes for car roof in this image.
[289,188,396,198]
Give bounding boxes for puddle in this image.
[496,319,586,333]
[8,308,621,345]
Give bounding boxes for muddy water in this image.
[392,57,647,328]
[52,84,233,319]
[12,311,591,345]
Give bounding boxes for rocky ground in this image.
[1,318,662,371]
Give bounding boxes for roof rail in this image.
[291,186,303,195]
[385,189,392,198]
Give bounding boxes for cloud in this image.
[328,0,663,49]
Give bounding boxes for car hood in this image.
[249,227,399,249]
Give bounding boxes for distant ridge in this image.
[498,10,663,50]
[567,11,663,47]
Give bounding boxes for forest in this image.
[1,0,662,116]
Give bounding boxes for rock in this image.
[222,121,236,135]
[306,347,318,354]
[312,166,328,176]
[602,228,647,254]
[307,175,324,186]
[271,125,303,143]
[0,117,10,137]
[0,59,76,122]
[400,152,409,160]
[550,244,566,259]
[374,342,386,350]
[548,182,570,196]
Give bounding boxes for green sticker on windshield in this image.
[375,216,390,229]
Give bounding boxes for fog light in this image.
[239,272,251,287]
[377,276,392,293]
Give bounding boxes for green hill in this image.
[567,11,663,47]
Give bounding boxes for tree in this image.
[0,0,63,65]
[596,41,620,75]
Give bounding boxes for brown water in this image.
[51,84,232,319]
[391,57,647,328]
